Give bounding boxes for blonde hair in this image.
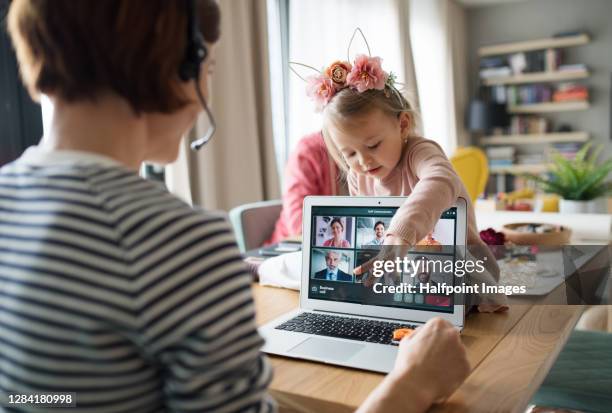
[321,85,417,172]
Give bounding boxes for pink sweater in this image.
[268,132,344,244]
[348,136,491,258]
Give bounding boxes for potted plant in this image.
[524,143,612,214]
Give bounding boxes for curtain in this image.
[397,0,423,136]
[409,0,469,156]
[166,0,280,211]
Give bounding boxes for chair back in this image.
[450,147,489,202]
[229,200,282,252]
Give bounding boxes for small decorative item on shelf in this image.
[534,194,560,212]
[523,142,612,213]
[501,223,571,246]
[497,188,536,211]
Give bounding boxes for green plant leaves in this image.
[522,143,612,201]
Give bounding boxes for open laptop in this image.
[259,196,468,373]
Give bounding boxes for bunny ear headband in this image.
[290,28,403,112]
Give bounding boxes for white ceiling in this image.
[457,0,531,8]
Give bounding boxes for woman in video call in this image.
[322,217,351,247]
[0,1,470,412]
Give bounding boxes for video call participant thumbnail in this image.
[322,217,351,248]
[355,216,391,249]
[313,250,353,282]
[364,220,385,246]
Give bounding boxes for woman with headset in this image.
[0,1,468,411]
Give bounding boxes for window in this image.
[268,0,406,169]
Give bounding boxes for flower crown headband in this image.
[290,28,403,112]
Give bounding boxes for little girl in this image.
[304,55,504,310]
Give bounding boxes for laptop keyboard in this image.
[275,312,416,345]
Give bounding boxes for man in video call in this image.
[314,250,353,282]
[364,220,386,246]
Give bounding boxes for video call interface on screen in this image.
[308,206,458,313]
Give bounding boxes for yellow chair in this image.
[450,147,489,202]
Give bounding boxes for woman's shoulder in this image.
[293,131,325,152]
[87,169,232,240]
[290,131,327,164]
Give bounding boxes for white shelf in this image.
[508,101,590,114]
[481,132,589,145]
[489,164,551,174]
[482,69,589,86]
[479,34,590,56]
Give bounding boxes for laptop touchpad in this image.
[288,337,364,362]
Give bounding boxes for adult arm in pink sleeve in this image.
[387,141,463,244]
[268,133,332,243]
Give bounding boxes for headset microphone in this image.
[180,0,216,150]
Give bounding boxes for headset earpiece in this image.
[179,0,207,82]
[181,0,217,149]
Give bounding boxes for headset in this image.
[180,0,216,150]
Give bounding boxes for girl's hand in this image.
[353,234,413,277]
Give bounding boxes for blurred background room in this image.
[2,0,611,223]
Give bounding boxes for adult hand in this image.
[391,317,470,404]
[356,317,469,413]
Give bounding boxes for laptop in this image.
[259,196,468,373]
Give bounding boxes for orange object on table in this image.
[392,328,414,341]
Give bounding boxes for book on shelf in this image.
[507,84,553,105]
[480,56,507,68]
[505,82,587,105]
[552,82,588,102]
[486,146,515,158]
[517,154,545,165]
[491,85,507,104]
[509,115,549,135]
[480,66,512,79]
[558,63,587,72]
[489,160,514,167]
[550,142,584,160]
[544,48,562,72]
[504,49,562,74]
[486,146,515,168]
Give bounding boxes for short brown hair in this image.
[7,0,220,113]
[322,86,417,172]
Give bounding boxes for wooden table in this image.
[253,286,583,413]
[253,244,612,412]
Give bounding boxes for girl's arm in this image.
[387,141,463,245]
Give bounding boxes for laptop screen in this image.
[308,206,458,314]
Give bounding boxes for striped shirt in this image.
[0,147,274,412]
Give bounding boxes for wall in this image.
[466,0,612,158]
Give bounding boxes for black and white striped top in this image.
[0,147,274,412]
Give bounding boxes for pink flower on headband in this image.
[306,74,336,111]
[346,55,388,93]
